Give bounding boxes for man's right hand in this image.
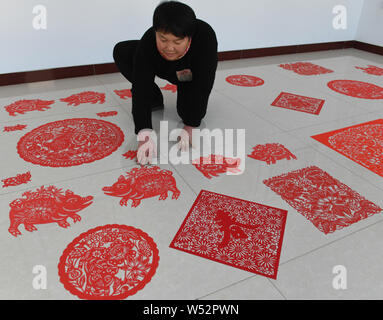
[137,129,157,165]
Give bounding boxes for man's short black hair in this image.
[153,1,196,38]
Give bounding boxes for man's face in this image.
[155,31,190,61]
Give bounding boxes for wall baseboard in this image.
[0,40,381,87]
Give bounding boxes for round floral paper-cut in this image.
[226,75,264,87]
[327,80,383,99]
[17,118,124,167]
[58,224,159,300]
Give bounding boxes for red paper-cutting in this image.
[263,166,382,234]
[8,185,93,237]
[2,171,31,188]
[97,111,118,117]
[278,62,334,75]
[58,224,159,300]
[170,190,287,279]
[271,92,325,115]
[102,166,180,207]
[312,119,383,177]
[4,99,55,116]
[3,124,27,132]
[122,150,137,160]
[114,89,132,100]
[60,91,106,106]
[192,154,241,179]
[160,84,177,92]
[355,65,383,76]
[248,143,297,164]
[226,75,264,87]
[327,80,383,99]
[17,118,124,167]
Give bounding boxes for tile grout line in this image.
[312,143,383,192]
[0,81,128,125]
[213,88,289,133]
[279,218,383,268]
[266,278,288,300]
[216,62,380,135]
[196,218,383,300]
[195,275,257,300]
[0,161,139,198]
[0,103,125,126]
[282,108,377,135]
[166,158,199,197]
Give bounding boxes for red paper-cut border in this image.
[311,119,383,177]
[169,189,287,279]
[271,92,325,115]
[58,224,160,300]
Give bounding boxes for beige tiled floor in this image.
[1,48,383,300]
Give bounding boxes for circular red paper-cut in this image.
[58,224,159,300]
[327,80,383,99]
[226,75,264,87]
[17,118,124,167]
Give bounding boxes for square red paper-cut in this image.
[312,119,383,177]
[263,166,382,234]
[169,190,287,279]
[271,92,325,115]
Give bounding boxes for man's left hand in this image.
[177,125,195,152]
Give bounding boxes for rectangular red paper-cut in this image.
[263,166,382,234]
[169,190,287,279]
[271,91,325,115]
[312,119,383,177]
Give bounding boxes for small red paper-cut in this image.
[114,89,132,100]
[278,62,334,75]
[192,154,241,179]
[3,124,27,132]
[4,99,55,116]
[103,166,180,207]
[271,92,325,115]
[8,185,93,237]
[97,111,118,117]
[160,84,177,92]
[355,65,383,76]
[226,75,264,87]
[170,190,287,279]
[122,150,137,160]
[248,143,297,164]
[58,224,159,300]
[17,118,124,167]
[312,119,383,177]
[327,80,383,99]
[60,91,106,106]
[2,171,31,188]
[263,166,382,234]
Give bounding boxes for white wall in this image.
[0,0,369,74]
[356,0,383,47]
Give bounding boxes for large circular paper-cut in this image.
[58,224,159,300]
[17,118,124,167]
[327,80,383,99]
[226,75,264,87]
